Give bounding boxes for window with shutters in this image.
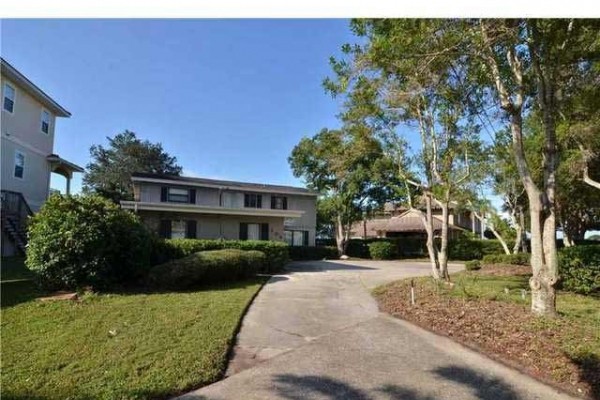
[244,193,262,208]
[284,230,308,246]
[160,187,196,203]
[240,222,269,241]
[271,196,287,210]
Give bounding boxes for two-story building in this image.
[121,173,317,246]
[1,58,83,255]
[350,200,484,240]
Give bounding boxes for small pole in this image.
[521,289,526,300]
[410,279,415,305]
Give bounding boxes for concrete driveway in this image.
[176,260,575,400]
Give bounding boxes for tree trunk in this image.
[511,115,557,317]
[438,199,450,281]
[473,210,511,254]
[423,194,441,280]
[335,214,346,256]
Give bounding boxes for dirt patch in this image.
[478,264,532,276]
[374,279,599,399]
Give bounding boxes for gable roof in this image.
[351,208,466,236]
[131,172,318,196]
[1,58,71,117]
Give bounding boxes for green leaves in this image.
[83,130,182,203]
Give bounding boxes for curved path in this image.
[176,260,576,400]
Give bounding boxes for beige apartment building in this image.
[122,173,318,246]
[1,58,83,255]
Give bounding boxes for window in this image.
[14,151,24,179]
[3,83,15,113]
[285,230,308,246]
[271,196,287,210]
[247,223,260,240]
[171,220,186,239]
[161,187,196,203]
[41,110,50,134]
[240,223,269,241]
[159,219,197,239]
[244,193,262,208]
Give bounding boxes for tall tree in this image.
[326,19,484,281]
[83,131,182,203]
[288,125,397,255]
[472,19,599,315]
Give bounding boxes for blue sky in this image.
[1,19,355,192]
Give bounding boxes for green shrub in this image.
[151,239,289,273]
[26,195,151,290]
[368,241,397,260]
[558,245,600,295]
[481,253,530,265]
[465,260,481,271]
[148,249,265,289]
[447,234,504,260]
[288,246,339,261]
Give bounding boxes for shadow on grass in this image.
[1,280,41,308]
[570,353,600,400]
[272,365,522,400]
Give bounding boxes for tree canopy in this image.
[83,131,182,203]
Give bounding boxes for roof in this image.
[351,209,466,236]
[47,154,84,173]
[1,58,71,117]
[131,172,318,196]
[384,199,461,213]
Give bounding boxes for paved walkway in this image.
[176,260,576,400]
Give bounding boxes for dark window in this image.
[14,151,24,179]
[186,220,197,239]
[244,193,262,208]
[271,196,287,210]
[160,187,196,203]
[3,83,15,113]
[41,110,50,134]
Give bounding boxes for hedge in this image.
[150,239,289,273]
[447,236,504,260]
[481,253,530,265]
[26,195,151,290]
[148,249,266,289]
[288,246,338,261]
[465,260,481,271]
[558,245,600,295]
[368,241,397,260]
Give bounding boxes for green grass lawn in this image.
[1,277,265,400]
[449,271,600,325]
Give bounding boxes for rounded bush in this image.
[368,241,397,260]
[465,260,481,271]
[482,253,530,266]
[26,194,151,290]
[558,245,600,295]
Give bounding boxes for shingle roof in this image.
[131,172,317,196]
[351,209,465,236]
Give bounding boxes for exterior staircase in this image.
[1,191,33,255]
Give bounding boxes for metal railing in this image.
[1,190,33,231]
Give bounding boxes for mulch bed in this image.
[374,279,599,400]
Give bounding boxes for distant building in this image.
[350,201,484,240]
[121,173,317,246]
[1,58,83,255]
